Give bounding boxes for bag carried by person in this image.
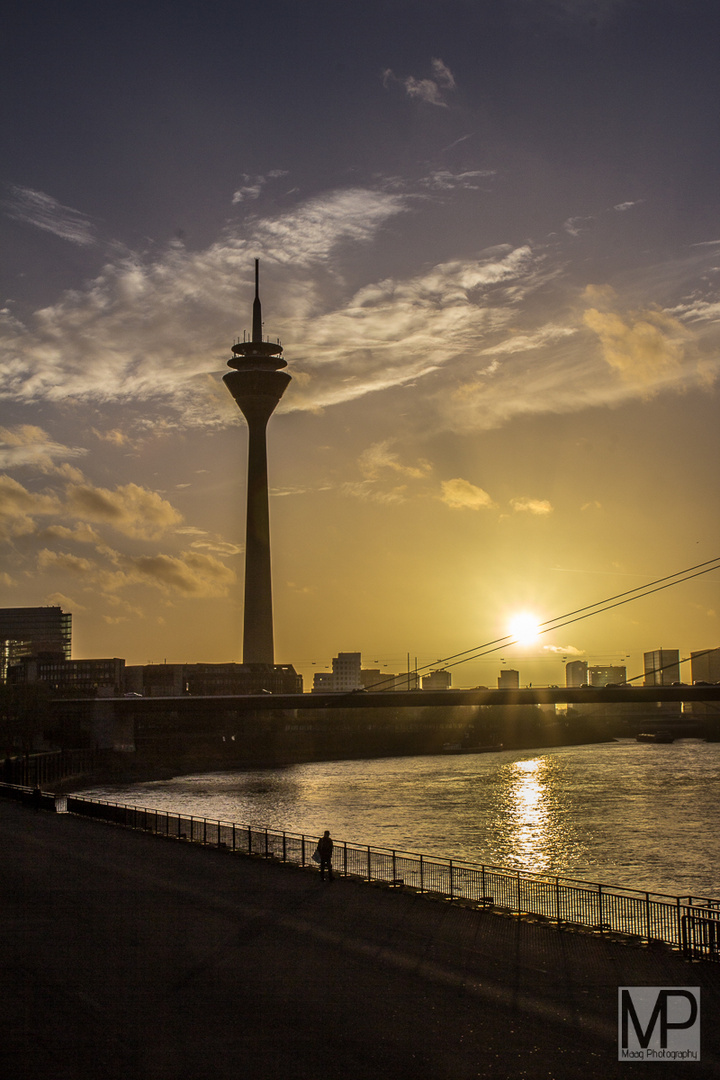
[311,846,321,863]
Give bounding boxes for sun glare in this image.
[508,612,541,646]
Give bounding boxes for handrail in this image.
[59,790,720,959]
[2,782,718,960]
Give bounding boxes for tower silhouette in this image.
[224,261,291,664]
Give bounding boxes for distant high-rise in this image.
[224,261,291,665]
[690,648,720,684]
[565,660,588,687]
[498,668,520,690]
[643,649,680,686]
[0,606,71,681]
[332,652,363,691]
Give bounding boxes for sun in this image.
[508,612,541,647]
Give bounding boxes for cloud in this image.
[358,441,432,481]
[36,544,236,600]
[440,478,497,510]
[614,200,643,212]
[419,169,495,193]
[232,170,288,204]
[0,425,87,476]
[542,644,585,655]
[383,58,457,108]
[0,473,183,542]
[510,497,553,515]
[41,523,102,544]
[564,215,594,237]
[92,428,131,446]
[3,185,95,246]
[118,551,236,597]
[0,475,61,538]
[64,482,183,539]
[582,285,692,382]
[1,181,718,443]
[190,539,243,556]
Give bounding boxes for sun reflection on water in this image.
[507,757,552,872]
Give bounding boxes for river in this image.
[77,738,720,899]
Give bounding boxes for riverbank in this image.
[3,798,719,1079]
[48,733,618,793]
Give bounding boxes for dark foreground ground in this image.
[2,801,718,1080]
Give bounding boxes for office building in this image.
[8,655,124,697]
[690,648,720,684]
[565,660,588,687]
[643,649,680,686]
[588,665,626,687]
[0,606,72,680]
[125,662,302,697]
[498,669,520,690]
[332,652,362,691]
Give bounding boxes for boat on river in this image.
[636,732,675,743]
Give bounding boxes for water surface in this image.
[78,739,720,898]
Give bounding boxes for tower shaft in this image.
[242,417,274,664]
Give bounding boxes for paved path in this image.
[1,801,718,1079]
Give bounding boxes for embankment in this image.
[2,799,718,1079]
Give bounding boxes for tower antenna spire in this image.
[252,257,262,343]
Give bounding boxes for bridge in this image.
[60,683,720,712]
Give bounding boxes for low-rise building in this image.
[422,669,452,690]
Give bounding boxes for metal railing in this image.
[47,790,719,961]
[2,782,718,960]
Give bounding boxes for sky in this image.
[1,0,719,689]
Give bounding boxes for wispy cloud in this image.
[383,58,457,108]
[0,181,717,442]
[3,185,96,246]
[358,441,433,481]
[0,425,87,476]
[232,170,288,204]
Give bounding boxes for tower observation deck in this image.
[224,261,291,664]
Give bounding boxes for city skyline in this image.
[1,1,719,689]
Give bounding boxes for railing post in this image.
[282,832,287,862]
[343,842,347,877]
[367,846,372,882]
[555,876,561,923]
[301,835,306,866]
[419,854,424,894]
[203,818,207,845]
[645,892,651,942]
[392,850,397,882]
[598,884,603,928]
[516,870,521,912]
[248,827,252,855]
[265,829,269,857]
[449,860,454,897]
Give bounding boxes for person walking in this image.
[317,829,334,882]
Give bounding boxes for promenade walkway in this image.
[2,800,718,1080]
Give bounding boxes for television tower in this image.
[224,260,291,664]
